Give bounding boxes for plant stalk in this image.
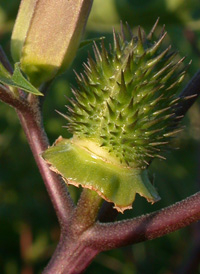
[43,234,99,274]
[88,191,200,250]
[44,189,102,273]
[71,188,103,234]
[17,100,74,226]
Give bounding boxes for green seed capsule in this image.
[42,20,188,212]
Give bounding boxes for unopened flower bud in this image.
[11,0,93,87]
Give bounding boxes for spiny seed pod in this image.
[43,20,189,212]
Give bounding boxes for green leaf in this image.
[0,62,43,96]
[79,37,105,50]
[12,63,43,96]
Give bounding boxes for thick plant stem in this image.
[17,101,74,226]
[0,84,28,109]
[0,48,74,224]
[44,189,102,274]
[88,191,200,250]
[43,234,99,274]
[44,191,200,273]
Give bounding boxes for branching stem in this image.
[87,191,200,250]
[43,191,200,274]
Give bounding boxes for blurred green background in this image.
[0,0,200,273]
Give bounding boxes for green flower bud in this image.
[11,0,93,87]
[43,20,189,212]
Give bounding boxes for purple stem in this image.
[43,189,102,274]
[17,103,74,226]
[43,234,99,274]
[43,191,200,273]
[87,191,200,250]
[0,47,74,225]
[0,84,27,110]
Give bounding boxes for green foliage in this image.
[0,62,43,95]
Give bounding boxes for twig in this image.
[0,84,28,110]
[87,191,200,250]
[0,48,74,226]
[17,101,74,227]
[43,235,99,274]
[176,70,200,117]
[43,191,200,273]
[43,188,102,274]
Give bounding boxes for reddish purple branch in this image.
[87,191,200,250]
[17,105,74,226]
[0,84,28,110]
[43,235,99,274]
[44,191,200,273]
[0,47,74,226]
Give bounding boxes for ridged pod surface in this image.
[43,20,188,212]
